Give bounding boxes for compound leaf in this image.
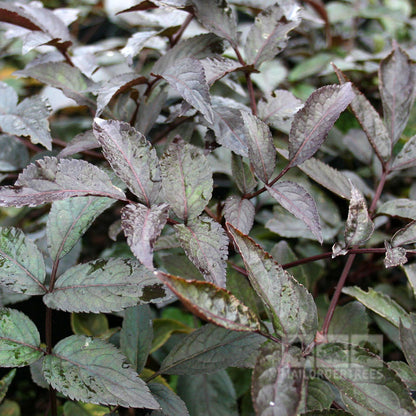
[227,224,318,344]
[245,2,301,67]
[0,227,46,295]
[43,258,171,313]
[224,195,255,235]
[160,324,263,375]
[155,272,261,332]
[252,343,304,416]
[121,202,169,269]
[47,196,114,261]
[0,308,43,367]
[93,119,162,206]
[289,84,354,166]
[174,217,228,287]
[160,138,212,221]
[0,157,126,207]
[266,181,322,244]
[43,335,159,408]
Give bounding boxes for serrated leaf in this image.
[0,134,29,171]
[201,56,242,86]
[0,308,43,367]
[0,157,126,207]
[160,138,212,221]
[177,371,238,416]
[191,0,237,46]
[392,135,416,171]
[289,84,354,166]
[392,221,416,247]
[241,111,276,183]
[149,383,190,416]
[47,196,113,261]
[379,45,416,144]
[174,217,228,287]
[156,272,261,332]
[0,227,46,295]
[388,361,416,391]
[312,343,416,416]
[0,369,16,401]
[245,2,300,67]
[120,305,153,374]
[15,62,94,108]
[342,286,411,328]
[0,82,52,150]
[43,335,159,408]
[377,198,416,220]
[93,119,162,206]
[266,181,322,244]
[121,203,169,269]
[224,196,255,235]
[344,185,374,247]
[43,258,171,313]
[160,324,263,375]
[227,224,318,344]
[384,241,407,268]
[58,130,99,158]
[333,64,391,163]
[399,313,416,375]
[231,154,257,194]
[252,343,304,416]
[157,57,214,123]
[95,74,147,116]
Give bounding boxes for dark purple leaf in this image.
[121,202,169,269]
[201,56,242,86]
[58,130,99,158]
[289,83,354,166]
[231,154,257,194]
[224,195,255,235]
[174,217,228,287]
[0,134,29,171]
[266,181,322,244]
[379,44,416,144]
[93,119,162,206]
[0,157,126,207]
[392,220,416,247]
[392,135,416,171]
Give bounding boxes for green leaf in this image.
[328,301,369,337]
[245,2,300,67]
[63,401,109,416]
[252,343,305,416]
[47,196,114,261]
[312,343,416,416]
[70,313,109,337]
[0,157,126,207]
[0,227,46,295]
[157,57,214,124]
[403,263,416,296]
[93,119,162,206]
[151,318,192,353]
[399,313,416,375]
[177,371,238,416]
[289,84,354,166]
[241,111,276,183]
[224,196,255,235]
[43,335,160,408]
[388,361,416,390]
[44,258,171,313]
[148,383,190,416]
[391,220,416,247]
[302,411,353,416]
[379,44,416,144]
[333,64,391,163]
[392,135,416,171]
[0,399,20,415]
[160,324,263,375]
[343,185,374,247]
[342,286,411,328]
[155,272,261,332]
[227,224,318,344]
[0,308,43,367]
[121,203,169,269]
[306,378,335,411]
[0,369,16,402]
[231,154,257,194]
[174,217,228,287]
[160,138,213,221]
[0,82,52,150]
[289,53,333,82]
[120,305,153,374]
[266,181,322,244]
[377,199,416,220]
[191,0,237,46]
[0,135,29,172]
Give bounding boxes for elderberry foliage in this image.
[0,1,416,415]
